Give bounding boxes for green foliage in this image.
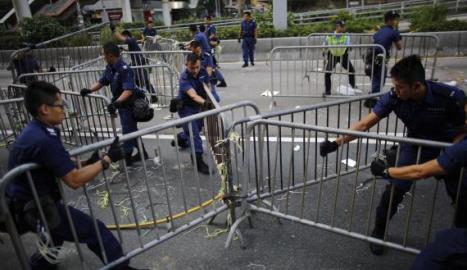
[0,31,23,50]
[19,16,66,44]
[64,33,93,47]
[409,5,467,31]
[119,21,146,29]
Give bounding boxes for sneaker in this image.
[242,63,248,68]
[216,80,227,87]
[369,228,385,256]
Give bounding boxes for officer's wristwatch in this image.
[101,157,110,170]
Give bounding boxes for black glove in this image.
[80,88,92,97]
[84,150,100,166]
[319,140,338,157]
[107,102,120,115]
[203,100,214,110]
[107,137,124,162]
[370,158,390,178]
[110,23,116,33]
[237,38,241,43]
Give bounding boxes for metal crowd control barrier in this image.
[269,45,386,106]
[122,51,188,74]
[228,119,463,255]
[306,33,440,80]
[0,84,118,149]
[142,36,180,52]
[0,101,259,270]
[17,63,178,108]
[9,22,109,81]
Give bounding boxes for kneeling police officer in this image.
[6,81,141,270]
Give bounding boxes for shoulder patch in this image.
[46,127,57,137]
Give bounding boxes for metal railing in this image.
[306,33,440,80]
[0,100,260,270]
[269,45,386,106]
[228,119,464,255]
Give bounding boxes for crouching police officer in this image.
[319,55,466,255]
[371,138,467,269]
[170,53,216,175]
[81,42,148,166]
[7,81,141,270]
[190,40,226,94]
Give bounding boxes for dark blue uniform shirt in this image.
[143,27,157,37]
[194,32,211,54]
[373,25,401,56]
[438,138,467,173]
[373,81,465,142]
[99,58,136,99]
[206,24,216,38]
[178,67,210,106]
[124,36,146,65]
[241,20,257,38]
[7,120,75,201]
[200,52,214,69]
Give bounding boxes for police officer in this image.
[319,55,466,255]
[371,138,467,269]
[171,53,214,175]
[188,24,211,55]
[13,49,41,84]
[368,10,403,100]
[111,25,157,104]
[239,10,257,68]
[81,42,148,166]
[190,40,227,89]
[6,81,142,270]
[141,19,157,40]
[323,20,356,96]
[204,15,221,68]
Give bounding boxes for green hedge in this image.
[409,4,467,31]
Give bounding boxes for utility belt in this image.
[169,93,206,113]
[7,194,61,234]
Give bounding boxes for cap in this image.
[335,20,345,27]
[384,10,400,21]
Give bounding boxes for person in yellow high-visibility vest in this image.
[323,20,356,95]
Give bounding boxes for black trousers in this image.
[324,51,356,94]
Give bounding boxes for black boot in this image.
[242,63,248,68]
[196,154,210,175]
[124,153,134,166]
[217,80,227,87]
[171,133,189,149]
[369,217,386,256]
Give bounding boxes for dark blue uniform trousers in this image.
[411,228,467,270]
[371,63,387,93]
[118,107,138,156]
[32,203,125,269]
[242,37,255,65]
[178,106,204,154]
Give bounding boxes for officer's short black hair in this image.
[243,10,251,16]
[189,24,198,33]
[186,53,200,65]
[190,40,201,49]
[199,24,206,32]
[25,81,61,117]
[390,55,425,86]
[103,42,120,57]
[384,10,400,22]
[122,30,132,37]
[205,15,212,21]
[335,20,345,27]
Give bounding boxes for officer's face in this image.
[336,25,345,33]
[392,78,419,101]
[43,94,66,126]
[191,46,202,55]
[186,60,201,77]
[244,14,251,21]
